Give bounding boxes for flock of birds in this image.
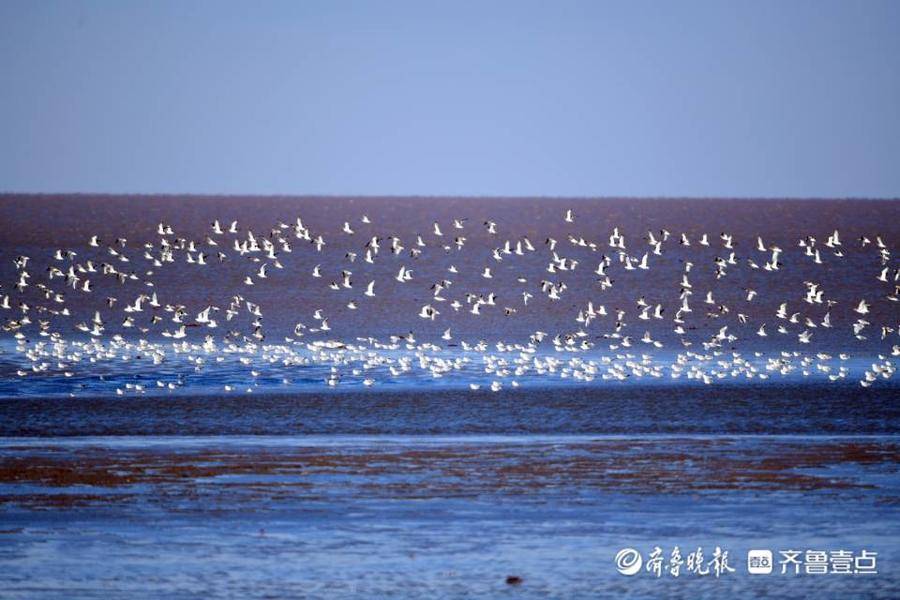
[1,207,898,396]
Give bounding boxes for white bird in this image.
[419,304,438,320]
[396,266,412,282]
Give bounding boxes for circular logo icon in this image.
[615,548,643,576]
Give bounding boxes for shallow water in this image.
[1,384,898,437]
[0,389,898,598]
[1,432,898,599]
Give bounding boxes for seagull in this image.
[396,266,412,282]
[4,205,896,395]
[418,305,438,320]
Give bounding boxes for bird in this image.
[2,203,895,395]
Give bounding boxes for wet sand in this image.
[1,437,898,508]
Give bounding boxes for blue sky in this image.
[1,0,898,197]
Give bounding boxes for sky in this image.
[1,0,898,198]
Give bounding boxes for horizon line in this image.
[2,192,899,202]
